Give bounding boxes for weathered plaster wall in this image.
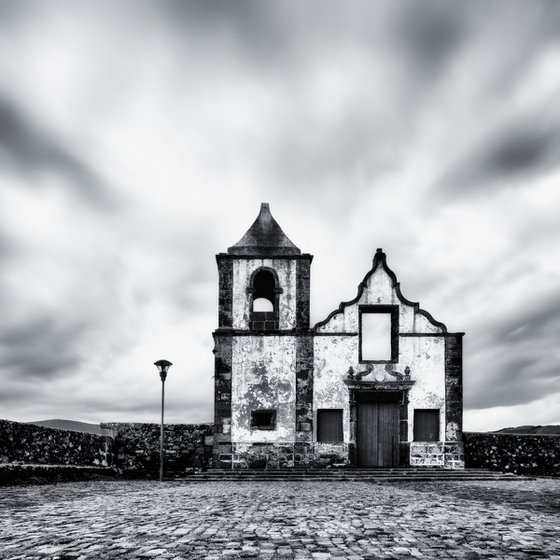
[464,432,560,476]
[315,267,444,336]
[0,419,112,467]
[231,336,297,443]
[313,336,355,442]
[312,271,447,432]
[312,260,457,467]
[232,259,297,330]
[218,247,462,469]
[400,337,446,442]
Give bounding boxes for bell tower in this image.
[213,203,314,468]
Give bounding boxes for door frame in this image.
[348,384,413,467]
[356,399,400,467]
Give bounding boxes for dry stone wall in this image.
[1,420,214,483]
[464,432,560,476]
[101,422,214,477]
[0,419,112,467]
[5,419,559,480]
[0,464,117,485]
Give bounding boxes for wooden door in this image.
[357,402,399,467]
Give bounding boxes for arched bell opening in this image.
[247,267,282,331]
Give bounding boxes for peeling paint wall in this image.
[215,243,463,470]
[231,336,297,443]
[215,250,311,468]
[315,267,443,335]
[400,336,446,442]
[232,259,297,330]
[313,336,355,442]
[312,262,462,468]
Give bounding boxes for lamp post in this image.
[154,359,172,482]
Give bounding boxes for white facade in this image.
[213,205,464,469]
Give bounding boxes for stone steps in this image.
[179,468,527,482]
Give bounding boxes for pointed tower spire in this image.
[227,203,301,256]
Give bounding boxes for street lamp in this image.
[154,359,173,482]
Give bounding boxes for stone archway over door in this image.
[357,401,400,467]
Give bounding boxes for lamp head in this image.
[154,359,173,381]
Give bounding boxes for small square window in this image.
[413,409,440,441]
[251,410,276,430]
[317,409,343,443]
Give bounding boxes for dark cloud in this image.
[0,94,119,210]
[0,316,90,380]
[0,1,32,23]
[160,0,360,65]
[0,0,558,427]
[493,296,560,344]
[467,356,558,409]
[436,116,560,198]
[154,0,560,212]
[388,1,469,86]
[466,293,560,409]
[161,0,468,78]
[0,383,38,406]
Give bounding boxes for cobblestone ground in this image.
[1,478,559,559]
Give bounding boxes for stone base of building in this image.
[231,443,295,469]
[410,441,465,469]
[222,442,345,469]
[216,441,464,470]
[313,443,349,467]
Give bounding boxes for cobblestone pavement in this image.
[1,478,559,559]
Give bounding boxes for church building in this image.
[213,203,464,469]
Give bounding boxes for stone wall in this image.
[464,432,560,476]
[0,419,112,467]
[101,422,213,477]
[229,442,347,470]
[314,442,348,467]
[231,442,295,469]
[0,464,117,486]
[409,441,464,469]
[0,419,214,483]
[410,442,445,467]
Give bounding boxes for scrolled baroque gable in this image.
[313,249,446,335]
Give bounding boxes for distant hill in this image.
[492,425,560,435]
[28,419,103,435]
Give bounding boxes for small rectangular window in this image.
[413,409,440,441]
[251,410,276,430]
[359,305,398,362]
[317,409,343,443]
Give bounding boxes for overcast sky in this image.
[0,0,559,431]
